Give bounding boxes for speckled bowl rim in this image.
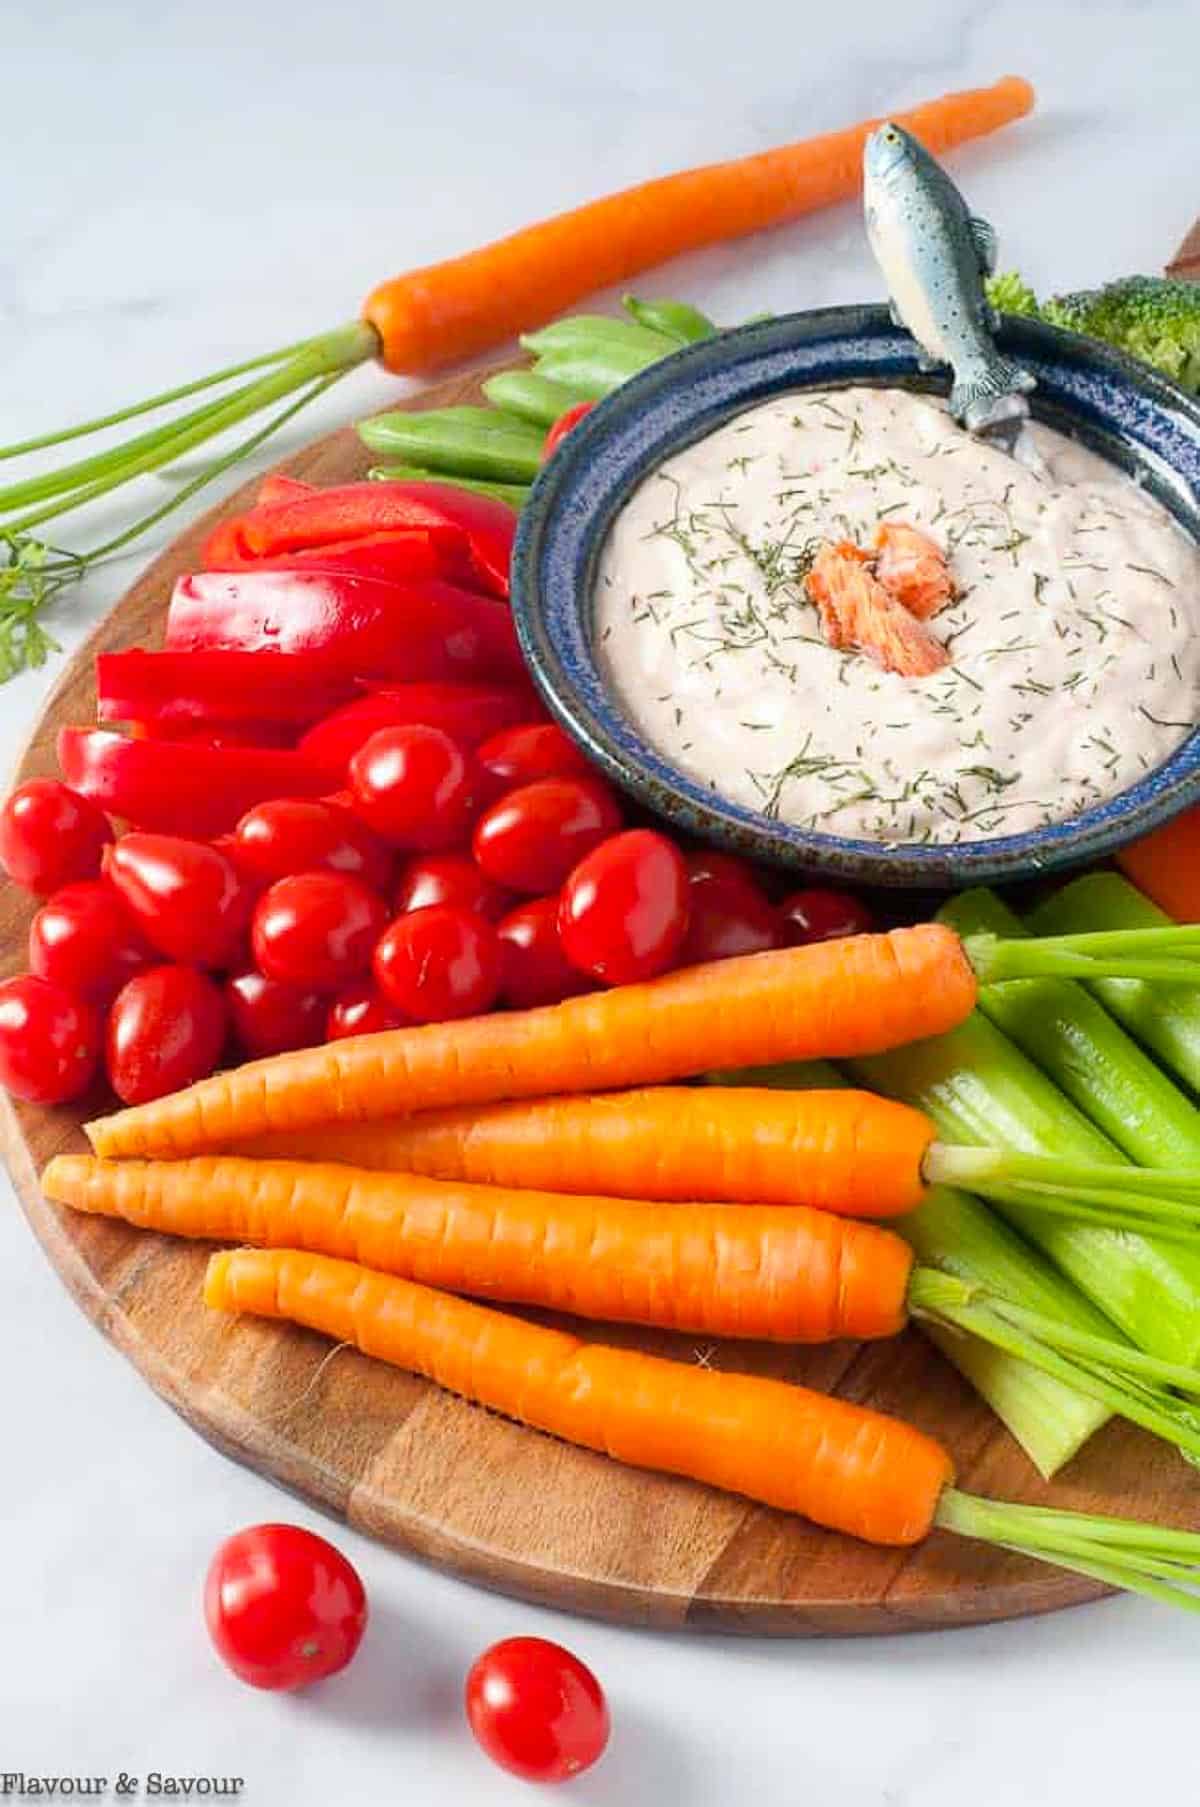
[511,306,1200,886]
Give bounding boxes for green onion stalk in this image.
[0,296,712,683]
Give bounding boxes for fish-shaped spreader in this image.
[863,122,1035,450]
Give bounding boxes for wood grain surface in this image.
[4,359,1199,1638]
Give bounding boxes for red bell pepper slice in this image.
[299,681,543,779]
[165,570,524,683]
[96,649,359,727]
[57,728,329,835]
[256,473,314,508]
[207,480,516,599]
[202,519,473,587]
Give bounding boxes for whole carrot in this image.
[84,920,1200,1161]
[204,1246,949,1544]
[86,924,976,1157]
[204,1246,1200,1610]
[232,1087,937,1218]
[362,77,1035,373]
[44,1153,913,1342]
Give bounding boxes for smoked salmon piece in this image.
[806,542,949,678]
[872,522,957,621]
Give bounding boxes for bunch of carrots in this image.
[42,912,1200,1612]
[0,76,1034,679]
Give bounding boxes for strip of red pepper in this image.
[58,728,329,835]
[298,681,544,778]
[202,523,474,590]
[96,649,361,727]
[165,571,525,683]
[204,479,516,600]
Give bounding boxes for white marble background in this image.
[3,3,1199,1802]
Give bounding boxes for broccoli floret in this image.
[986,272,1200,395]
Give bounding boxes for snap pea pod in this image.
[480,372,591,428]
[520,316,677,361]
[367,464,532,509]
[941,887,1200,1164]
[531,344,668,399]
[1030,873,1200,1096]
[623,295,717,344]
[706,1059,1110,1475]
[358,408,544,483]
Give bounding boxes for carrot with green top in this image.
[85,921,1200,1160]
[202,1246,1200,1609]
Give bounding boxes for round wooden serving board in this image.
[4,365,1199,1638]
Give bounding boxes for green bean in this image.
[367,464,531,508]
[623,295,717,344]
[520,316,676,361]
[357,409,543,483]
[481,371,591,428]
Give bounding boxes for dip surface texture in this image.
[594,387,1200,844]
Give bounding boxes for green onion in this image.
[1029,872,1200,1095]
[357,408,544,483]
[366,464,531,508]
[480,372,591,428]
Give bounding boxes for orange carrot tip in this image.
[201,1246,1200,1611]
[83,924,1200,1163]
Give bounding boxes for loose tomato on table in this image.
[473,777,623,895]
[106,966,227,1105]
[233,798,393,893]
[349,725,477,851]
[496,897,593,1008]
[474,723,592,807]
[204,1523,367,1692]
[252,872,390,991]
[465,1636,609,1784]
[324,981,409,1041]
[29,881,152,1004]
[104,834,253,970]
[393,852,512,920]
[226,970,326,1059]
[0,976,100,1105]
[778,887,873,945]
[558,829,688,985]
[0,779,112,895]
[374,905,501,1022]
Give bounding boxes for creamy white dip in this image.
[594,387,1200,844]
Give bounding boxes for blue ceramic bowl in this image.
[511,306,1200,887]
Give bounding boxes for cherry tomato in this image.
[204,1523,367,1692]
[28,881,153,1003]
[679,852,781,966]
[540,401,594,462]
[252,872,390,991]
[474,724,592,808]
[496,898,594,1009]
[0,779,112,895]
[473,777,622,895]
[106,965,227,1105]
[103,833,252,969]
[348,725,477,850]
[465,1636,609,1784]
[374,905,501,1022]
[324,981,410,1042]
[558,829,688,985]
[778,887,873,946]
[393,851,512,921]
[0,975,100,1105]
[234,797,392,893]
[226,969,325,1058]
